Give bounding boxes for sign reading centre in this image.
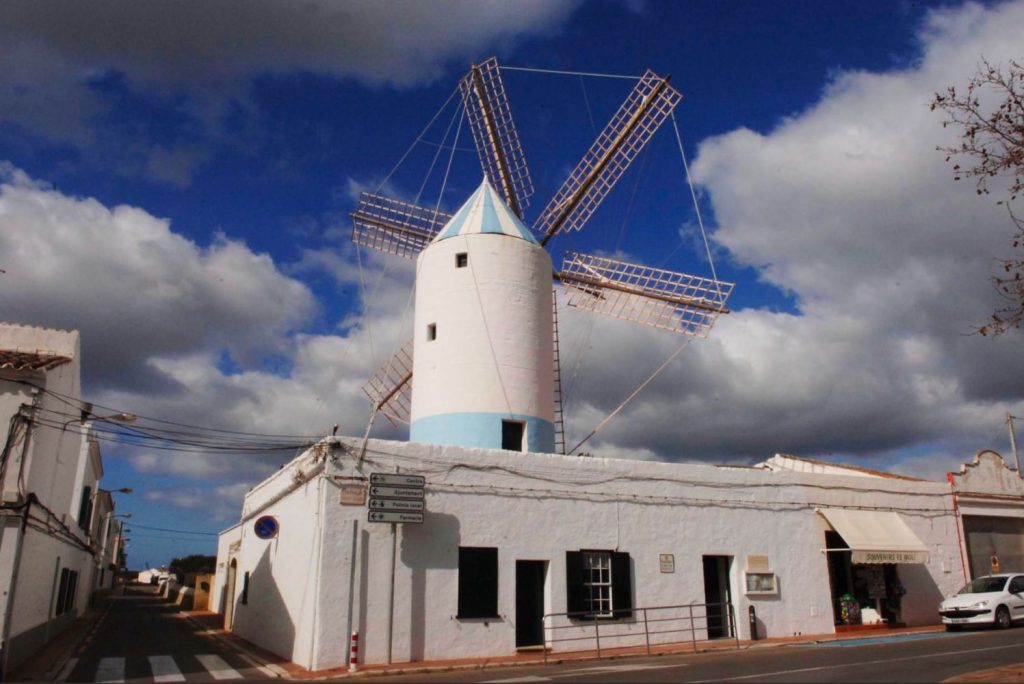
[368,472,425,524]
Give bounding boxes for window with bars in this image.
[565,550,632,620]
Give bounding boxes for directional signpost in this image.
[367,472,425,524]
[367,473,426,666]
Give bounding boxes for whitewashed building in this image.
[0,324,117,675]
[213,181,1002,671]
[214,436,975,671]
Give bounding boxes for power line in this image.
[127,522,218,537]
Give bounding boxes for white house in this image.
[214,436,972,671]
[0,324,118,675]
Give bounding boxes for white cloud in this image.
[0,165,317,390]
[145,483,253,522]
[0,0,581,174]
[557,0,1024,473]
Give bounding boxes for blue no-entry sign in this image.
[254,515,279,540]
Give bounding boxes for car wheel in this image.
[995,605,1011,629]
[945,624,961,632]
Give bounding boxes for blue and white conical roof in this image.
[432,179,538,244]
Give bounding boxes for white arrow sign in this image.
[368,511,424,524]
[370,473,425,487]
[369,485,424,500]
[369,498,424,512]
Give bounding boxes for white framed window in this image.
[583,552,613,617]
[566,550,632,620]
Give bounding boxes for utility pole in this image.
[1008,412,1021,478]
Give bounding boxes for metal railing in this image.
[540,602,738,663]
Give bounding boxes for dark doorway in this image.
[825,530,853,624]
[702,555,733,639]
[516,560,547,648]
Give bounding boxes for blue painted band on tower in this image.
[410,412,555,453]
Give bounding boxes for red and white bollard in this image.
[349,631,359,672]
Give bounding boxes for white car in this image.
[939,574,1024,630]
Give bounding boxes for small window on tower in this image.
[456,252,468,268]
[501,420,525,451]
[427,323,437,341]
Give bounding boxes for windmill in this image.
[352,58,733,455]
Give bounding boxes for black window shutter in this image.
[78,486,91,530]
[565,551,586,617]
[67,571,78,612]
[457,547,498,618]
[56,568,70,615]
[611,552,633,619]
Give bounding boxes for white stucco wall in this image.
[0,325,99,670]
[411,233,554,425]
[219,449,329,669]
[220,437,966,671]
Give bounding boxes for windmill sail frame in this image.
[460,57,534,219]
[351,192,452,260]
[534,70,682,244]
[362,340,414,426]
[558,251,733,338]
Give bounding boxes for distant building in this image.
[0,324,120,674]
[949,450,1024,579]
[214,437,980,672]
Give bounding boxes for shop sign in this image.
[852,550,928,564]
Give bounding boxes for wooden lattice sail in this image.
[351,192,452,260]
[558,251,733,337]
[460,57,534,219]
[362,340,413,426]
[535,70,682,244]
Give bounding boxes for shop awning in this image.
[818,508,929,564]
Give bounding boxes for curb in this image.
[299,627,951,680]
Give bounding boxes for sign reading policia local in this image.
[367,473,425,524]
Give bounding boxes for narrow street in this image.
[61,586,277,683]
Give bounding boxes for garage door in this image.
[963,515,1024,578]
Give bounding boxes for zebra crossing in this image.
[63,652,260,682]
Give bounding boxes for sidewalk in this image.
[187,622,949,681]
[8,588,120,681]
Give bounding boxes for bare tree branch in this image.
[932,58,1024,335]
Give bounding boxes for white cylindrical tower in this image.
[410,180,554,453]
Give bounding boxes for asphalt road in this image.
[61,585,276,682]
[368,629,1024,683]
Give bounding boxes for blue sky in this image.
[2,0,1022,567]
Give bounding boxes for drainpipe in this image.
[947,472,970,585]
